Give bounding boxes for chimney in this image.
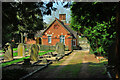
[59,14,66,23]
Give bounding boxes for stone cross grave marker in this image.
[4,43,13,60]
[18,43,25,57]
[30,44,39,61]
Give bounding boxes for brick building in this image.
[42,14,79,51]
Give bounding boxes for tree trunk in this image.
[115,2,120,78]
[21,32,23,43]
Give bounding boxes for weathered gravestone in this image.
[37,44,40,52]
[56,42,65,57]
[30,44,39,61]
[41,58,48,63]
[29,44,39,55]
[4,43,13,60]
[18,43,25,57]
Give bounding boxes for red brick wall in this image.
[42,20,72,46]
[68,38,73,51]
[26,39,36,44]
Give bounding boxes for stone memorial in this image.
[30,44,39,61]
[56,42,65,57]
[37,44,40,52]
[4,43,13,60]
[18,43,25,57]
[56,42,59,52]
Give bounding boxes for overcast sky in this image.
[43,2,71,24]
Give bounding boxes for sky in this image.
[43,2,71,24]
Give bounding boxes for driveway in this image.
[27,50,109,79]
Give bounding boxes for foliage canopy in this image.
[70,2,118,56]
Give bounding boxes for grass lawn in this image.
[13,48,18,51]
[88,60,108,76]
[0,50,5,53]
[38,50,54,56]
[0,48,29,57]
[2,50,55,67]
[13,48,28,51]
[2,56,30,67]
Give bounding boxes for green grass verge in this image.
[0,52,18,57]
[0,50,5,53]
[88,60,108,76]
[39,50,55,56]
[2,56,30,67]
[2,50,55,67]
[0,48,29,57]
[57,64,82,78]
[13,48,28,51]
[13,48,18,51]
[0,55,4,57]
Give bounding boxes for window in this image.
[73,40,76,46]
[60,35,65,44]
[48,36,51,43]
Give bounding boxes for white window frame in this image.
[48,36,51,43]
[73,39,76,46]
[60,35,65,45]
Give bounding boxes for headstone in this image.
[4,43,13,60]
[56,43,59,52]
[37,44,40,53]
[30,44,39,61]
[18,43,25,57]
[56,42,65,57]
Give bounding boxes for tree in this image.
[70,2,117,56]
[2,2,57,46]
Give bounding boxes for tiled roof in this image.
[64,25,77,39]
[35,30,45,37]
[57,18,77,39]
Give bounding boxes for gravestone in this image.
[30,44,39,61]
[4,43,13,60]
[37,44,40,52]
[41,58,48,63]
[56,42,65,57]
[56,43,59,53]
[18,43,25,57]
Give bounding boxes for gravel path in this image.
[27,50,109,79]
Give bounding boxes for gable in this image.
[43,18,71,35]
[44,20,70,35]
[42,18,78,39]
